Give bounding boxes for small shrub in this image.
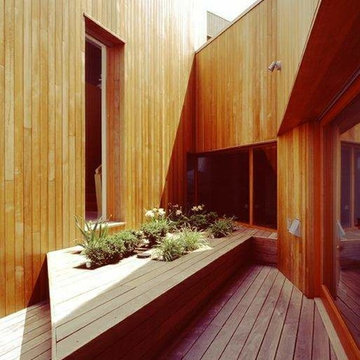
[83,238,121,267]
[140,219,169,247]
[209,218,234,238]
[75,216,109,248]
[178,228,208,252]
[110,230,140,256]
[188,211,218,231]
[106,234,126,255]
[155,236,184,261]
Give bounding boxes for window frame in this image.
[188,141,277,230]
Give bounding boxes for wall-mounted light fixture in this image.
[288,218,301,237]
[268,61,281,72]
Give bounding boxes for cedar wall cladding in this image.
[0,0,206,317]
[195,0,320,151]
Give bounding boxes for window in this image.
[197,151,250,222]
[188,143,277,229]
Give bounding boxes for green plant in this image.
[110,230,140,256]
[188,211,218,231]
[166,203,188,231]
[178,228,208,252]
[209,218,234,238]
[140,219,169,247]
[155,236,184,261]
[83,237,121,267]
[75,216,109,248]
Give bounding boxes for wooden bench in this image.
[47,230,259,359]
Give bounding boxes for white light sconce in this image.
[268,60,281,72]
[336,220,345,239]
[288,218,301,237]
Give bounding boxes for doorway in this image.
[85,36,107,220]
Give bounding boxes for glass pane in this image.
[253,146,277,228]
[354,149,360,227]
[197,151,249,222]
[336,120,360,348]
[341,145,351,227]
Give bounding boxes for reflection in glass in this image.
[341,146,351,228]
[337,124,360,348]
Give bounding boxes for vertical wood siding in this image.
[195,0,320,152]
[277,122,321,296]
[195,0,277,152]
[0,0,206,317]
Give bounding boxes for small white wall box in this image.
[288,218,301,237]
[336,220,345,239]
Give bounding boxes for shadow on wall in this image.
[160,61,196,209]
[12,61,196,359]
[15,261,51,359]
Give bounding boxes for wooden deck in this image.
[336,268,360,348]
[48,229,263,359]
[0,302,51,360]
[161,265,346,360]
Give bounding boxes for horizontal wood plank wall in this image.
[276,0,320,128]
[277,121,321,297]
[195,0,277,152]
[0,0,206,317]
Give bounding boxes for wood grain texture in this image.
[0,0,206,317]
[195,0,277,152]
[0,301,51,360]
[277,121,321,297]
[195,0,319,152]
[47,231,255,359]
[278,0,360,134]
[162,266,342,360]
[276,0,320,128]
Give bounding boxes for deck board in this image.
[48,229,260,359]
[162,266,345,360]
[0,302,51,360]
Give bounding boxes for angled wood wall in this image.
[276,0,320,127]
[195,0,277,152]
[0,0,206,317]
[195,0,320,152]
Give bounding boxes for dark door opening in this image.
[85,38,103,220]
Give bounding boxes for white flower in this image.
[145,210,155,218]
[176,209,182,216]
[191,206,198,211]
[153,207,158,212]
[158,208,166,216]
